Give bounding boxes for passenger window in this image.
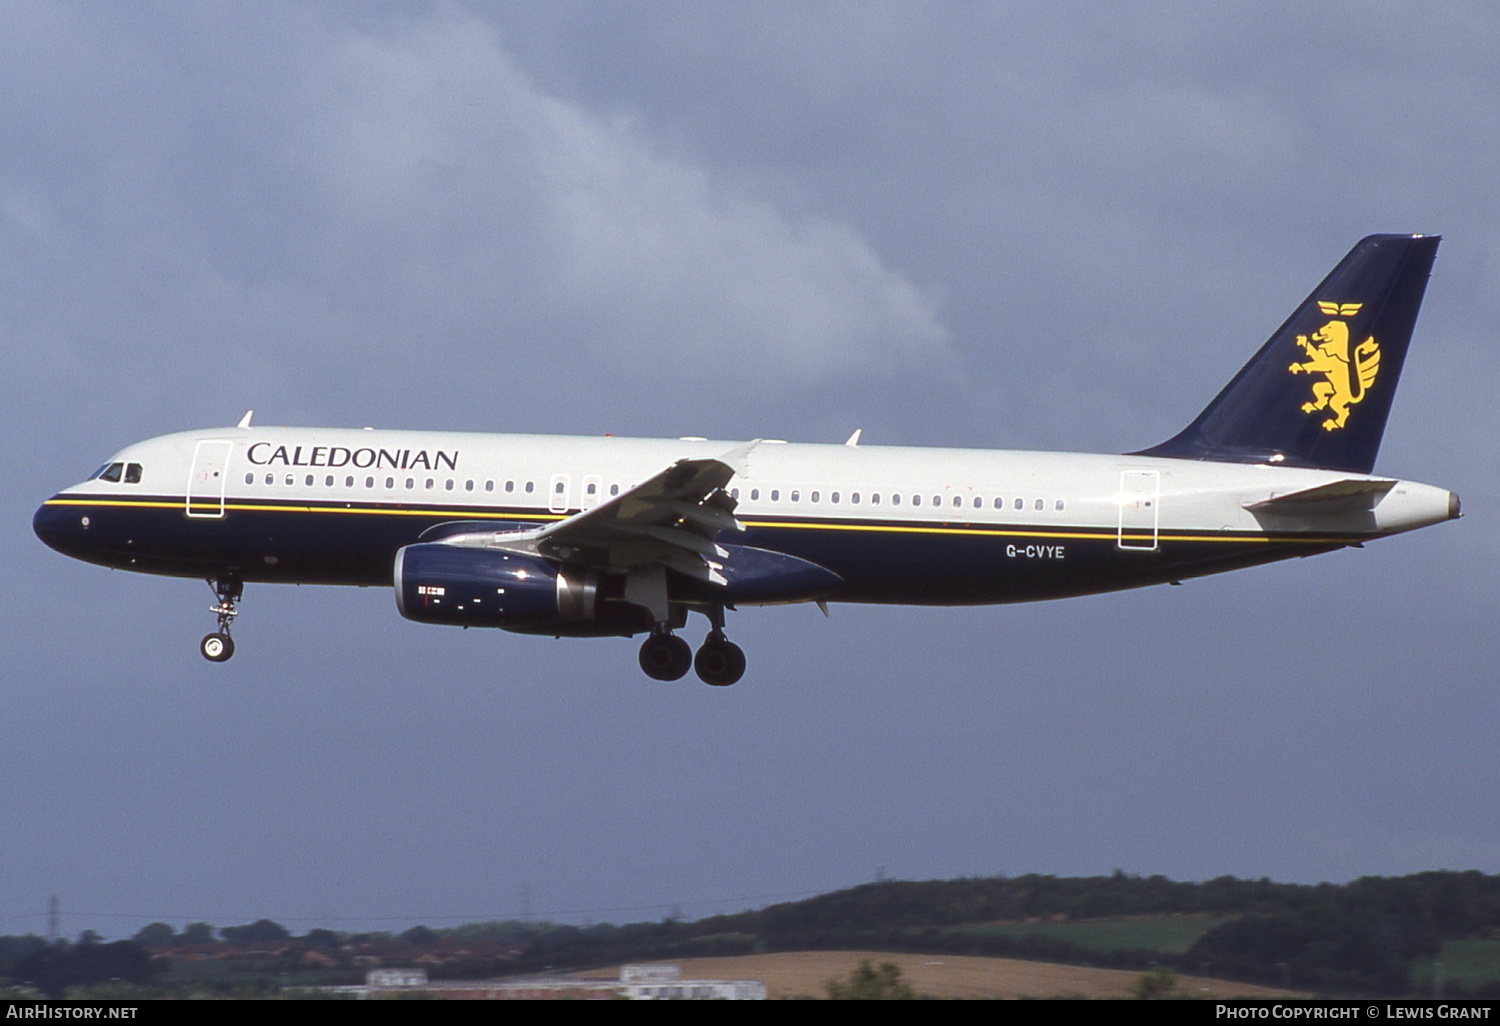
[730,487,739,499]
[770,489,780,501]
[932,495,941,506]
[750,488,760,500]
[325,475,334,487]
[586,482,596,496]
[610,484,620,496]
[505,481,514,493]
[367,477,375,488]
[831,492,840,504]
[1056,499,1065,511]
[385,477,393,489]
[1035,498,1044,511]
[445,480,454,491]
[791,490,800,502]
[406,478,414,489]
[346,476,355,487]
[265,474,274,485]
[485,481,494,492]
[994,497,1003,509]
[1014,498,1023,510]
[952,496,961,508]
[852,493,860,504]
[810,491,819,503]
[973,497,981,509]
[913,495,921,506]
[525,482,534,493]
[872,493,881,505]
[891,494,899,506]
[465,480,474,492]
[244,473,254,485]
[304,475,313,486]
[554,481,564,494]
[285,474,294,486]
[425,478,434,490]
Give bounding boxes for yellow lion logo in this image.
[1288,301,1380,431]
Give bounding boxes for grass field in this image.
[585,950,1292,1000]
[1412,940,1500,994]
[952,914,1234,955]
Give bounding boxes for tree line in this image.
[4,870,1499,997]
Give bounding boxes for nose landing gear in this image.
[200,576,242,663]
[200,632,234,661]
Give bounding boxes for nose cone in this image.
[33,499,85,557]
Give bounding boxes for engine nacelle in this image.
[394,544,599,629]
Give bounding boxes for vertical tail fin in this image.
[1136,234,1440,474]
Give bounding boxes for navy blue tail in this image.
[1137,234,1440,474]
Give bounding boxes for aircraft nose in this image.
[33,499,83,555]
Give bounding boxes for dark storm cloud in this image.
[3,2,1497,934]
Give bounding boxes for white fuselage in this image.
[39,425,1457,602]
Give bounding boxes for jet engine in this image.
[394,543,602,630]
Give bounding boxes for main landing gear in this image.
[638,629,692,681]
[200,576,242,663]
[637,609,746,687]
[694,629,746,687]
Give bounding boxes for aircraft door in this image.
[186,440,234,519]
[581,475,603,510]
[1117,470,1159,550]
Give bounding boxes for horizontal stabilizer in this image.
[1244,478,1396,516]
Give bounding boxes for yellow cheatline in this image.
[742,518,1352,545]
[45,498,1358,546]
[46,497,562,522]
[46,498,182,511]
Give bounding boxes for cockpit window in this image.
[94,461,143,484]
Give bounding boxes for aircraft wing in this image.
[439,443,755,585]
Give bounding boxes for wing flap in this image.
[667,499,741,534]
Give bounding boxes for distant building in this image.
[366,969,428,989]
[331,963,765,1000]
[618,964,766,1001]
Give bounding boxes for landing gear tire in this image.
[639,632,692,681]
[201,632,235,662]
[695,633,746,687]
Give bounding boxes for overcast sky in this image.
[5,1,1499,938]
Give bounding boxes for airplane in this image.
[33,234,1459,686]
